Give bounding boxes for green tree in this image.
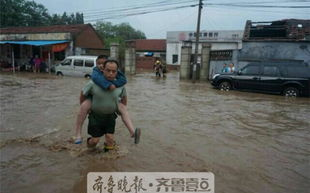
[94,21,146,65]
[76,13,84,24]
[0,0,84,27]
[23,0,50,26]
[94,21,146,49]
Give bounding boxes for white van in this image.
[55,55,97,78]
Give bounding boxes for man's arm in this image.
[111,70,127,87]
[120,96,127,106]
[91,67,112,89]
[79,91,86,105]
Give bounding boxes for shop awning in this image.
[0,40,69,46]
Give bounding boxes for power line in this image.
[82,0,309,22]
[84,0,198,18]
[84,4,199,22]
[83,0,197,15]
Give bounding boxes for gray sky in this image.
[34,0,310,39]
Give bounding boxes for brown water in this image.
[0,72,309,193]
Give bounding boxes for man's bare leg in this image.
[87,137,100,148]
[118,103,135,137]
[75,99,91,143]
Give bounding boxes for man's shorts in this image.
[88,113,117,138]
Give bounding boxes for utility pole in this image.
[192,0,203,82]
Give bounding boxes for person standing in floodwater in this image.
[229,63,235,73]
[74,55,140,145]
[154,59,162,77]
[33,55,42,73]
[80,60,141,151]
[222,63,229,73]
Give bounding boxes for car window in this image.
[62,59,71,66]
[263,66,279,76]
[287,66,310,78]
[85,60,94,67]
[241,65,260,75]
[74,59,83,67]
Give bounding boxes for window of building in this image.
[232,34,239,38]
[209,32,213,37]
[172,54,178,63]
[74,59,83,67]
[214,32,218,37]
[203,32,208,37]
[210,50,232,60]
[189,33,193,37]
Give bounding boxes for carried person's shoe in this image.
[134,128,141,144]
[74,137,82,144]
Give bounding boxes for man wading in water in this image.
[76,59,141,151]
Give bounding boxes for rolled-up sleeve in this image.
[82,81,93,96]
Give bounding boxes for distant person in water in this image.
[222,63,229,73]
[33,55,42,73]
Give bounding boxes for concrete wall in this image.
[110,43,119,61]
[179,46,192,79]
[166,42,181,65]
[200,44,211,81]
[166,41,242,65]
[125,47,136,75]
[239,41,310,64]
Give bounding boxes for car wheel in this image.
[219,81,231,91]
[283,87,299,97]
[85,74,91,79]
[56,72,63,76]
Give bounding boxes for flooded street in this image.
[0,71,309,193]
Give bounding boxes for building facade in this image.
[0,24,105,69]
[238,19,310,68]
[166,30,243,66]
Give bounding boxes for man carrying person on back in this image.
[74,56,140,147]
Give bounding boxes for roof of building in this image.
[0,24,91,34]
[243,19,310,42]
[128,39,166,51]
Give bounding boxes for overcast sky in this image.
[34,0,310,39]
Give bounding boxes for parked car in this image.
[55,55,97,78]
[211,61,310,97]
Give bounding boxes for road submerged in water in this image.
[0,72,309,193]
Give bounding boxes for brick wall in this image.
[136,56,156,70]
[135,56,179,71]
[75,27,104,49]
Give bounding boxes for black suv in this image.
[211,62,310,97]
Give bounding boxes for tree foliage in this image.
[94,21,146,64]
[94,21,146,49]
[0,0,84,27]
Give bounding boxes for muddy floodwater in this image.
[0,72,309,193]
